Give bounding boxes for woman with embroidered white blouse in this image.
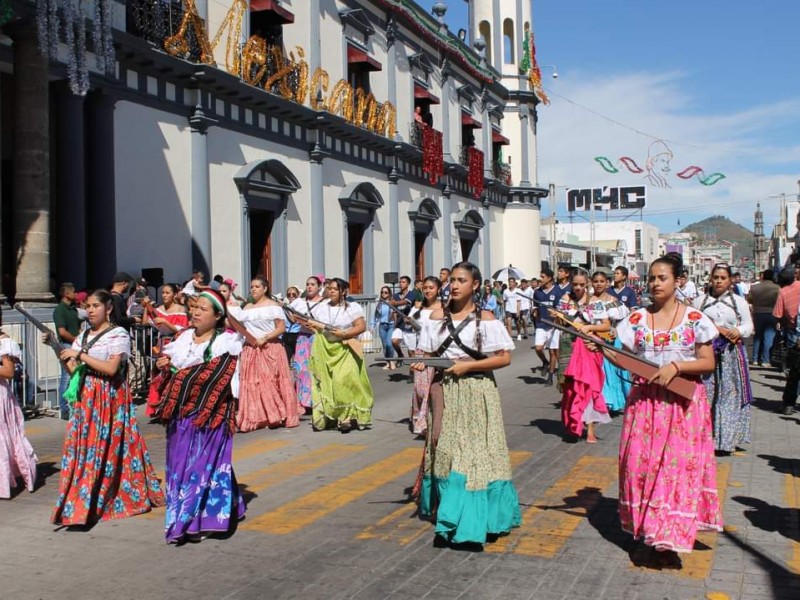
[308,278,374,432]
[53,290,164,526]
[229,276,300,432]
[692,263,754,453]
[152,290,245,543]
[414,262,520,547]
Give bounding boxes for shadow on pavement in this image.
[732,495,800,543]
[528,418,563,437]
[752,396,785,412]
[517,375,545,384]
[721,528,800,596]
[758,454,800,476]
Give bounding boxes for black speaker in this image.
[141,268,164,288]
[383,271,399,284]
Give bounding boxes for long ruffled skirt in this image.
[419,374,522,544]
[237,342,300,432]
[603,338,631,412]
[292,333,314,408]
[164,417,245,543]
[52,376,164,525]
[619,382,722,553]
[310,334,374,430]
[0,382,37,498]
[704,343,752,452]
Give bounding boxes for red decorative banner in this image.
[467,147,484,198]
[422,124,444,184]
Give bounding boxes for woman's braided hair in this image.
[438,261,484,353]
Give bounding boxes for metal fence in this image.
[3,296,382,414]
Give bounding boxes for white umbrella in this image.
[492,265,526,282]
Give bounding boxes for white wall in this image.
[500,206,541,279]
[114,102,193,283]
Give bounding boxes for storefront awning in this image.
[461,113,482,128]
[414,84,440,105]
[250,0,295,24]
[492,130,510,145]
[347,45,382,71]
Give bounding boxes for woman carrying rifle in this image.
[152,290,245,543]
[414,262,519,547]
[555,271,616,443]
[309,278,374,432]
[288,276,324,411]
[692,263,753,454]
[597,253,720,566]
[228,276,299,431]
[53,290,164,526]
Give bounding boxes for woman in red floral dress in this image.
[52,290,164,526]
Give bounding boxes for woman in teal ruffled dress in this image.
[414,261,521,546]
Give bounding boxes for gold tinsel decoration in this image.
[161,1,398,141]
[294,48,309,105]
[309,68,329,110]
[241,35,267,86]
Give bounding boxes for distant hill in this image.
[679,215,754,261]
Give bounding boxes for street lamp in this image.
[538,64,559,79]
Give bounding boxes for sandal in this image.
[586,434,597,444]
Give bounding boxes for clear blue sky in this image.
[418,1,800,233]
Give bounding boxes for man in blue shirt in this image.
[555,265,573,297]
[533,268,569,387]
[608,266,638,309]
[438,268,451,305]
[390,275,417,359]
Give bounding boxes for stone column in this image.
[309,124,329,274]
[386,14,397,111]
[482,204,491,275]
[388,151,401,273]
[441,74,454,163]
[190,105,213,275]
[519,104,531,187]
[10,23,53,301]
[55,82,87,288]
[309,0,321,75]
[85,90,117,287]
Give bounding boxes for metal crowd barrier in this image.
[350,295,382,354]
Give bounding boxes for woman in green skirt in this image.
[414,262,520,546]
[308,278,374,432]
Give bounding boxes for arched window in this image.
[408,198,442,281]
[453,209,485,263]
[479,20,492,64]
[503,18,514,64]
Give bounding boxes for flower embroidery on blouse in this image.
[629,312,643,325]
[654,331,671,348]
[688,311,703,321]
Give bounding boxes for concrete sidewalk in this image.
[0,344,798,600]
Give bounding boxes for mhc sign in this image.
[566,186,647,212]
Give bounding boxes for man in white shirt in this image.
[517,279,534,339]
[503,278,522,339]
[181,270,208,298]
[676,270,698,303]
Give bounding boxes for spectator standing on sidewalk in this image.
[53,283,81,420]
[109,272,136,330]
[748,269,779,367]
[773,267,800,415]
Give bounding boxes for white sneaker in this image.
[517,334,522,341]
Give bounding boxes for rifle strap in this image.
[435,314,487,361]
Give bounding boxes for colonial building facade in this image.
[0,0,547,300]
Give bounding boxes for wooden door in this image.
[348,222,364,294]
[249,210,274,284]
[414,231,426,281]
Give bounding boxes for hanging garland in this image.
[421,123,443,184]
[522,23,549,106]
[36,0,117,96]
[467,147,484,198]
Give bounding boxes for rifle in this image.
[14,303,67,362]
[393,356,455,369]
[378,300,422,332]
[541,318,697,400]
[275,299,365,358]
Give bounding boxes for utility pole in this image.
[549,183,556,269]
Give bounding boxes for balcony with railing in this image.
[409,122,424,150]
[492,161,512,186]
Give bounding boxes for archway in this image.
[234,159,301,293]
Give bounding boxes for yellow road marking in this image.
[24,426,46,436]
[678,462,731,579]
[142,437,292,520]
[486,456,617,556]
[355,450,532,545]
[785,471,800,574]
[245,444,365,494]
[242,447,421,534]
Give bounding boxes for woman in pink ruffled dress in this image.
[0,322,37,499]
[600,253,721,567]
